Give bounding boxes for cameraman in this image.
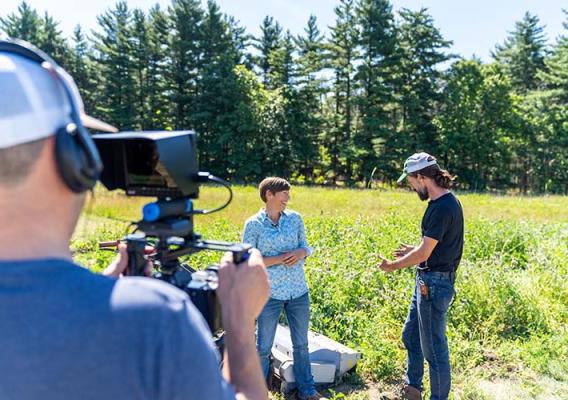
[0,41,269,400]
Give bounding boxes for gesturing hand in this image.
[394,243,415,259]
[378,255,396,273]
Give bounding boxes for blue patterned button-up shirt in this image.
[242,209,313,300]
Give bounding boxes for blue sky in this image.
[3,0,567,61]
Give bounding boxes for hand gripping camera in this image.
[93,131,250,343]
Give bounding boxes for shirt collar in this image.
[259,208,290,224]
[429,191,452,204]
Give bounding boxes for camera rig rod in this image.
[123,233,251,277]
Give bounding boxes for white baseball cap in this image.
[0,47,117,150]
[397,152,438,183]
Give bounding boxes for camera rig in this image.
[93,131,250,336]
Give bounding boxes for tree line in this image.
[1,0,566,193]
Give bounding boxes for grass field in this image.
[73,185,568,400]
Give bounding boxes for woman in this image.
[242,177,323,400]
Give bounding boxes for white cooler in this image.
[270,324,360,391]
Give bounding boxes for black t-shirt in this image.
[420,192,464,272]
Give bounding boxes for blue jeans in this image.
[402,272,455,400]
[256,291,316,397]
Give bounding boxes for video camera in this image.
[93,131,250,340]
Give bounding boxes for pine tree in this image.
[0,1,42,45]
[92,1,136,129]
[226,15,251,67]
[130,8,151,130]
[269,31,300,178]
[295,15,325,82]
[533,10,568,193]
[194,0,246,174]
[293,15,326,180]
[539,10,568,103]
[493,12,548,94]
[168,0,204,130]
[395,8,451,156]
[355,0,399,184]
[146,5,172,130]
[0,2,70,68]
[67,25,98,115]
[253,15,283,89]
[269,31,295,91]
[38,12,70,68]
[328,0,359,183]
[493,13,549,192]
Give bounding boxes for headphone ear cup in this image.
[55,125,99,193]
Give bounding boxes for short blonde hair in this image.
[258,177,291,202]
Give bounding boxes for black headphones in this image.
[0,39,103,193]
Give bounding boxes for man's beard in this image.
[416,186,429,201]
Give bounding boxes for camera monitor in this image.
[92,131,199,198]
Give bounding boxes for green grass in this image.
[74,185,568,399]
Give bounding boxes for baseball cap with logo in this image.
[0,46,117,150]
[397,152,438,183]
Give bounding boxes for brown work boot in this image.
[298,391,326,400]
[402,384,421,400]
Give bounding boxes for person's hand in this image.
[217,249,270,329]
[394,243,415,259]
[102,243,154,278]
[378,255,396,273]
[282,249,306,266]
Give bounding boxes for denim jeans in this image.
[402,272,455,400]
[256,291,316,397]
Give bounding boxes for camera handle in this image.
[126,234,149,276]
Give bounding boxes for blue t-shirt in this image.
[0,259,235,400]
